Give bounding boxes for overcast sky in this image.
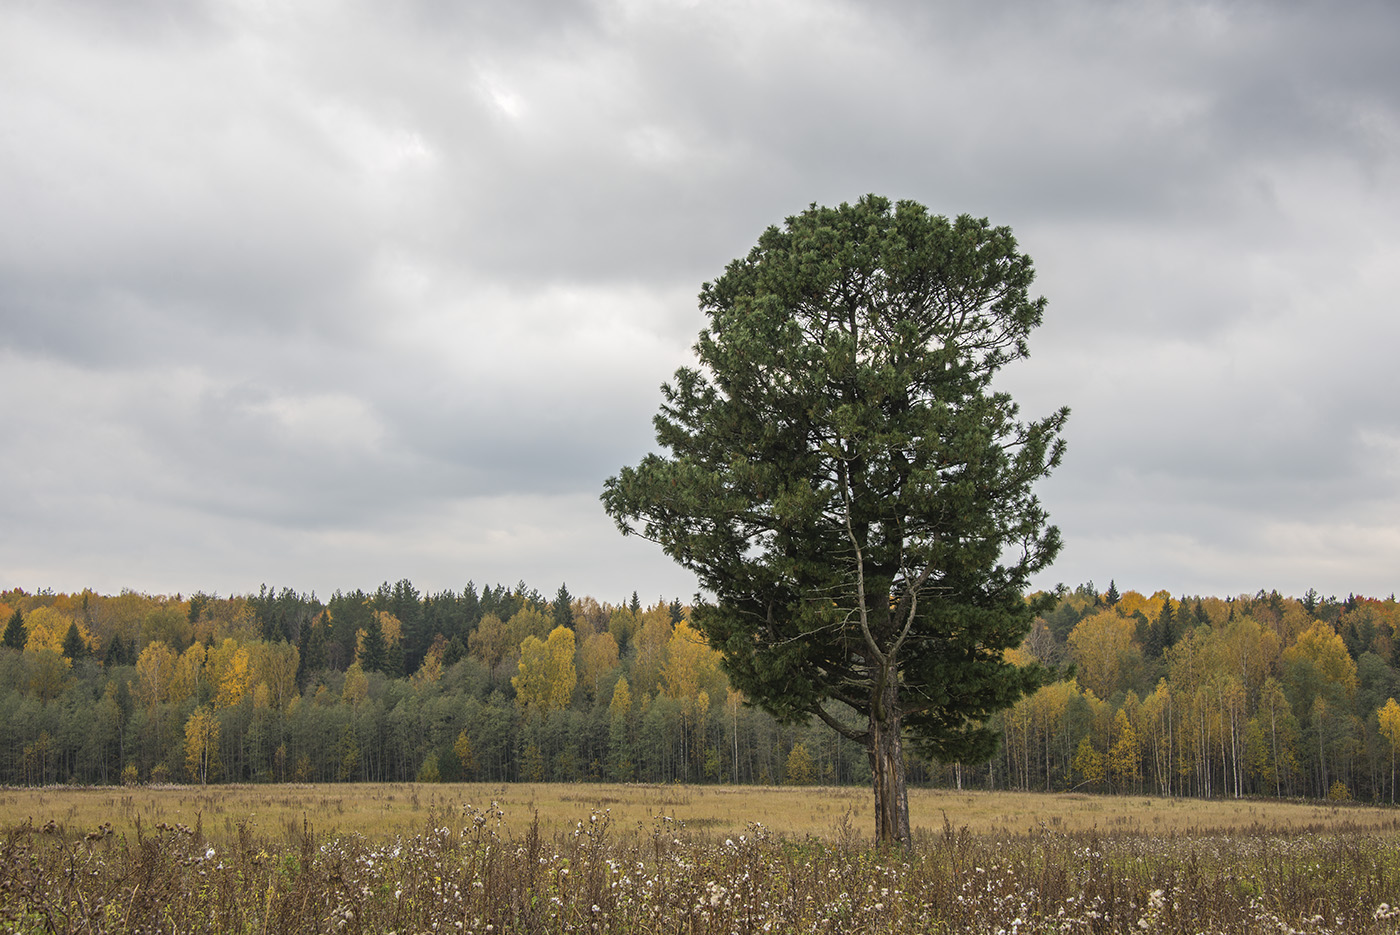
[3,0,1398,606]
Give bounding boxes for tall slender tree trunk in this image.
[1318,720,1327,795]
[679,712,688,783]
[1269,703,1281,797]
[1229,705,1241,798]
[1022,725,1031,791]
[732,705,739,783]
[1044,725,1053,792]
[868,675,910,846]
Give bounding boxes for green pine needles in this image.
[603,195,1068,844]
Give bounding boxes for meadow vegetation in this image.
[2,783,1398,846]
[7,579,1400,929]
[2,785,1399,933]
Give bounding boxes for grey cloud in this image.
[3,0,1400,600]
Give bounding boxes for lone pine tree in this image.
[603,195,1067,844]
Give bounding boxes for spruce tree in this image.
[551,584,574,631]
[442,635,466,668]
[2,608,24,650]
[384,639,405,678]
[62,621,86,660]
[359,614,387,673]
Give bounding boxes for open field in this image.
[2,782,1398,846]
[2,787,1399,934]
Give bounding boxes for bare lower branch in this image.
[813,704,869,746]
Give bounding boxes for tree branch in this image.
[813,704,869,745]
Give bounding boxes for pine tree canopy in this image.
[603,195,1068,843]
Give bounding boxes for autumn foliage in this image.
[1,581,1399,801]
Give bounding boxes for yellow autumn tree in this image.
[513,635,548,708]
[1139,679,1174,794]
[661,620,722,702]
[1022,680,1073,790]
[696,689,712,773]
[23,606,90,655]
[413,634,448,687]
[468,613,512,670]
[784,742,816,785]
[610,675,632,720]
[1073,735,1105,788]
[454,728,476,778]
[101,590,150,648]
[184,706,220,783]
[209,639,252,709]
[578,631,620,698]
[609,676,634,781]
[1283,622,1357,700]
[630,604,674,697]
[1378,698,1400,805]
[252,640,299,709]
[1108,708,1140,791]
[342,662,369,707]
[141,604,193,651]
[373,610,403,647]
[170,642,208,706]
[1278,602,1313,646]
[506,606,551,646]
[1113,590,1162,621]
[1211,615,1280,700]
[541,625,578,709]
[27,649,71,702]
[572,595,609,635]
[659,619,724,780]
[1067,610,1141,699]
[191,595,258,645]
[134,641,178,710]
[512,626,577,713]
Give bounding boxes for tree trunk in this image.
[732,705,739,784]
[1270,704,1281,797]
[867,676,911,846]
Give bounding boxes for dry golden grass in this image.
[2,782,1397,846]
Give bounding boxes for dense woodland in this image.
[2,581,1399,802]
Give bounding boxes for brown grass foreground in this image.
[2,785,1400,933]
[1,782,1397,846]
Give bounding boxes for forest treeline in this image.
[2,580,1399,802]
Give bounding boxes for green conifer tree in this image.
[62,621,86,660]
[604,196,1066,844]
[2,608,24,650]
[359,614,387,673]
